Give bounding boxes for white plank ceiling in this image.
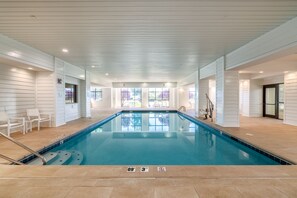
[0,0,297,82]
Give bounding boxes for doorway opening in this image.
[263,83,284,119]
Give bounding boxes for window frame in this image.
[148,88,170,107]
[65,83,78,104]
[91,88,103,101]
[120,88,142,107]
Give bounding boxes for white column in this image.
[199,79,209,111]
[284,72,297,126]
[215,57,240,127]
[195,70,199,116]
[80,70,91,118]
[53,58,66,126]
[169,88,175,108]
[142,88,148,108]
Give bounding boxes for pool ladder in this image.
[0,132,47,165]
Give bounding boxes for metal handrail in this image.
[205,94,215,122]
[0,154,24,165]
[178,106,187,112]
[0,132,47,165]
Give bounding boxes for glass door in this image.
[263,84,284,119]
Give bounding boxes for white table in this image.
[25,120,34,133]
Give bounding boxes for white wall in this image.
[226,16,297,70]
[199,79,209,110]
[239,80,250,116]
[209,79,216,108]
[35,71,55,126]
[0,34,54,71]
[284,72,297,126]
[0,64,35,118]
[65,76,81,122]
[177,86,190,109]
[64,62,85,80]
[249,79,263,117]
[200,62,216,80]
[262,75,284,85]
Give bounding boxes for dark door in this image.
[263,84,284,119]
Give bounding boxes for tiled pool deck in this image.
[0,109,297,197]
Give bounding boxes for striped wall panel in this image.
[36,71,55,126]
[226,17,297,70]
[199,79,209,110]
[215,57,240,127]
[0,64,35,117]
[200,61,216,80]
[54,58,66,126]
[0,34,54,70]
[284,72,297,126]
[215,57,224,125]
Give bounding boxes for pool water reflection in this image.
[50,112,280,165]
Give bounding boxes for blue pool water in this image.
[47,112,280,165]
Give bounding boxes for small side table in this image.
[25,120,33,133]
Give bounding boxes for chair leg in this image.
[7,126,10,137]
[38,122,40,131]
[23,125,25,134]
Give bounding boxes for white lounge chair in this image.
[26,109,51,131]
[0,111,25,136]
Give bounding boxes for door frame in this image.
[263,84,282,119]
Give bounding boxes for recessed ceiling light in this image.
[91,65,95,68]
[259,71,264,74]
[7,51,20,58]
[79,75,85,78]
[28,67,33,70]
[62,48,68,53]
[105,73,109,76]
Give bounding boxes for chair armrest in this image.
[10,117,25,124]
[40,113,51,119]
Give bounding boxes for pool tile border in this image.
[19,110,294,165]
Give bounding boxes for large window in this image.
[91,88,102,101]
[148,88,170,107]
[121,88,142,107]
[65,83,77,104]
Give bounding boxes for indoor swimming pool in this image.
[25,111,287,165]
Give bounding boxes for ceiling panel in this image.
[0,0,297,82]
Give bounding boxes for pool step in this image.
[27,150,84,165]
[67,150,84,165]
[49,150,72,165]
[27,152,58,165]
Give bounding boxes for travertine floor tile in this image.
[155,186,199,198]
[110,187,155,198]
[65,187,113,198]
